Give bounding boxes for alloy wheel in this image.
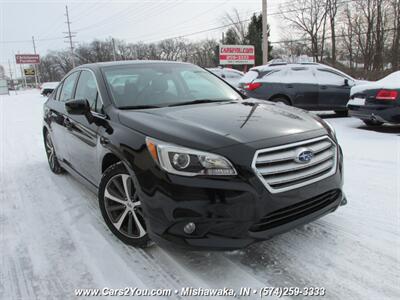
[45,132,55,170]
[104,174,147,238]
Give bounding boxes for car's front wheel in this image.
[44,131,64,174]
[98,162,151,247]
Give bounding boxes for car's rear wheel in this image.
[335,110,348,117]
[98,162,152,247]
[44,131,64,174]
[363,119,383,126]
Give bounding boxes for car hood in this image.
[118,100,326,150]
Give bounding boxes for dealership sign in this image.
[15,54,40,64]
[219,45,255,65]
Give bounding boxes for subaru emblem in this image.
[295,148,314,164]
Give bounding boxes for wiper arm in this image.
[168,99,232,107]
[119,105,161,110]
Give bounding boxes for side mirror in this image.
[221,74,226,78]
[65,99,90,115]
[344,79,349,86]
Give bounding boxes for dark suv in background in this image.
[239,62,360,116]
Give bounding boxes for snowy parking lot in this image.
[0,90,399,300]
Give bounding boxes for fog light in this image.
[183,222,196,234]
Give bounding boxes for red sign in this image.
[219,45,255,65]
[15,54,40,64]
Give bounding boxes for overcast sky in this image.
[0,0,287,77]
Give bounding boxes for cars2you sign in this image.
[219,45,255,65]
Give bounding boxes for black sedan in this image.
[43,61,345,250]
[348,71,400,126]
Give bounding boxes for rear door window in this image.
[287,67,316,84]
[261,69,285,82]
[316,69,346,86]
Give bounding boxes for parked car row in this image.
[41,59,396,250]
[211,63,399,127]
[43,60,345,250]
[237,62,367,116]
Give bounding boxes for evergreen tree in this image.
[245,13,273,65]
[224,28,240,45]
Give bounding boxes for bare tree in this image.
[282,0,329,62]
[390,0,400,70]
[326,0,341,64]
[223,9,247,44]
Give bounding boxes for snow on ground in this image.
[0,90,399,300]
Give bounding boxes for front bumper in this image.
[348,104,400,124]
[137,144,344,250]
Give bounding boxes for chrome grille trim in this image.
[252,136,338,193]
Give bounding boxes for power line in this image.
[0,0,358,45]
[124,0,231,42]
[270,27,398,45]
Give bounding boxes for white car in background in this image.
[40,82,59,96]
[207,67,244,88]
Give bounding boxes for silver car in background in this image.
[207,67,244,88]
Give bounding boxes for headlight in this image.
[146,137,237,176]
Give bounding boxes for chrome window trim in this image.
[251,135,338,194]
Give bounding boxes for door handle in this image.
[64,118,72,130]
[320,85,327,90]
[287,84,293,88]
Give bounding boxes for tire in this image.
[44,131,64,174]
[363,119,383,126]
[335,110,349,117]
[98,162,152,248]
[272,98,291,106]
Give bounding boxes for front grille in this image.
[252,136,337,193]
[250,189,341,232]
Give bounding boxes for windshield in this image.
[102,63,242,108]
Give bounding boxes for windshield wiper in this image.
[168,99,233,107]
[119,105,161,110]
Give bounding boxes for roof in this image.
[249,62,354,79]
[78,60,193,70]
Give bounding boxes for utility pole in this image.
[8,60,15,94]
[111,38,117,61]
[12,54,18,90]
[262,0,269,65]
[32,36,39,87]
[64,5,76,68]
[18,51,27,88]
